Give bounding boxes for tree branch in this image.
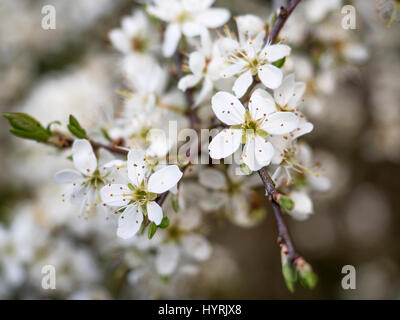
[269,0,302,44]
[240,0,303,264]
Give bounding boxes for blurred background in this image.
[0,0,399,299]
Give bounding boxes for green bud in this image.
[159,216,170,229]
[148,222,157,239]
[67,115,87,139]
[279,195,294,212]
[297,259,318,289]
[282,264,297,293]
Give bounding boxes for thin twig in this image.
[269,0,302,44]
[240,0,303,264]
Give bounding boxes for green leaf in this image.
[67,115,87,139]
[272,57,286,68]
[101,127,112,141]
[159,216,170,229]
[4,113,43,131]
[3,113,51,142]
[148,222,157,239]
[9,128,50,142]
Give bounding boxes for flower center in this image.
[131,36,147,52]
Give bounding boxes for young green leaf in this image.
[67,115,87,139]
[3,113,51,142]
[159,216,170,229]
[272,57,286,68]
[148,222,157,239]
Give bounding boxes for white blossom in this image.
[208,90,298,171]
[147,0,230,57]
[100,149,183,239]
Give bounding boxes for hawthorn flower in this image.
[218,25,291,97]
[270,142,331,193]
[274,73,306,111]
[109,10,158,55]
[54,139,113,215]
[147,0,230,57]
[178,32,226,106]
[208,90,298,171]
[100,149,183,239]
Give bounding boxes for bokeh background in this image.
[0,0,399,299]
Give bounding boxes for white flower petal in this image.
[196,8,230,28]
[262,112,298,135]
[72,139,97,175]
[178,74,202,91]
[255,137,275,167]
[236,15,265,44]
[146,201,163,225]
[217,38,240,56]
[242,136,274,171]
[258,64,283,89]
[54,169,83,184]
[147,165,183,194]
[288,191,313,221]
[198,168,227,190]
[208,129,242,159]
[261,112,299,135]
[103,159,126,169]
[109,29,130,54]
[182,22,204,36]
[248,88,277,120]
[182,234,212,261]
[117,205,143,239]
[156,243,180,276]
[100,184,131,207]
[287,82,306,109]
[70,185,87,205]
[274,74,295,107]
[211,91,245,125]
[232,70,253,98]
[292,121,313,140]
[221,62,246,78]
[127,149,146,187]
[194,77,213,106]
[163,23,181,57]
[262,44,291,62]
[189,51,206,76]
[308,174,331,192]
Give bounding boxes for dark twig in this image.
[269,0,302,44]
[240,0,303,264]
